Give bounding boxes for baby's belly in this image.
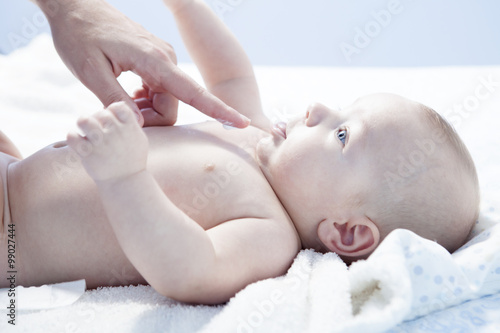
[7,143,146,288]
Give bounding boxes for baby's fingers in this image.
[66,130,94,158]
[66,130,84,151]
[76,116,105,145]
[107,101,137,124]
[134,97,153,110]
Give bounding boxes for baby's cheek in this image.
[274,150,310,189]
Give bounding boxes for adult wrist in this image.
[33,0,102,22]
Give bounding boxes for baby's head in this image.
[257,93,479,262]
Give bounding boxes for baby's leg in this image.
[0,131,22,160]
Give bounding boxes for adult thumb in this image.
[79,65,144,126]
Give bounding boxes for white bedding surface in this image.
[1,35,500,332]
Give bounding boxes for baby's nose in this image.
[305,102,330,127]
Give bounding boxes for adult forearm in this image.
[95,170,217,296]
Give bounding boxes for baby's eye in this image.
[337,128,347,145]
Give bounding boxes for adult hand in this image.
[35,0,250,128]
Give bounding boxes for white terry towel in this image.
[201,226,500,333]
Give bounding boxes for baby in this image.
[0,0,479,304]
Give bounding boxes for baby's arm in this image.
[67,103,213,299]
[165,0,270,131]
[67,103,293,303]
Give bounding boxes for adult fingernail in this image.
[223,124,238,130]
[240,115,251,125]
[216,118,233,126]
[217,117,251,128]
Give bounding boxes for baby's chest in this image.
[146,132,274,229]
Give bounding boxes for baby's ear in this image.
[317,216,380,259]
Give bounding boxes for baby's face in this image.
[256,93,426,246]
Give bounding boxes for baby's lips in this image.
[272,121,287,139]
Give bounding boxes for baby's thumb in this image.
[106,95,144,127]
[107,101,139,123]
[99,89,144,127]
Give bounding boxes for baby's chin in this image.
[255,129,285,167]
[255,135,273,168]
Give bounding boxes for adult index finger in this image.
[141,62,250,128]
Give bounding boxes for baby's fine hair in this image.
[375,104,479,253]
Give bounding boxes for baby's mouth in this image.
[271,121,287,139]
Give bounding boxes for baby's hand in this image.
[132,82,179,127]
[67,102,149,183]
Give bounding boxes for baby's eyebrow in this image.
[355,118,369,153]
